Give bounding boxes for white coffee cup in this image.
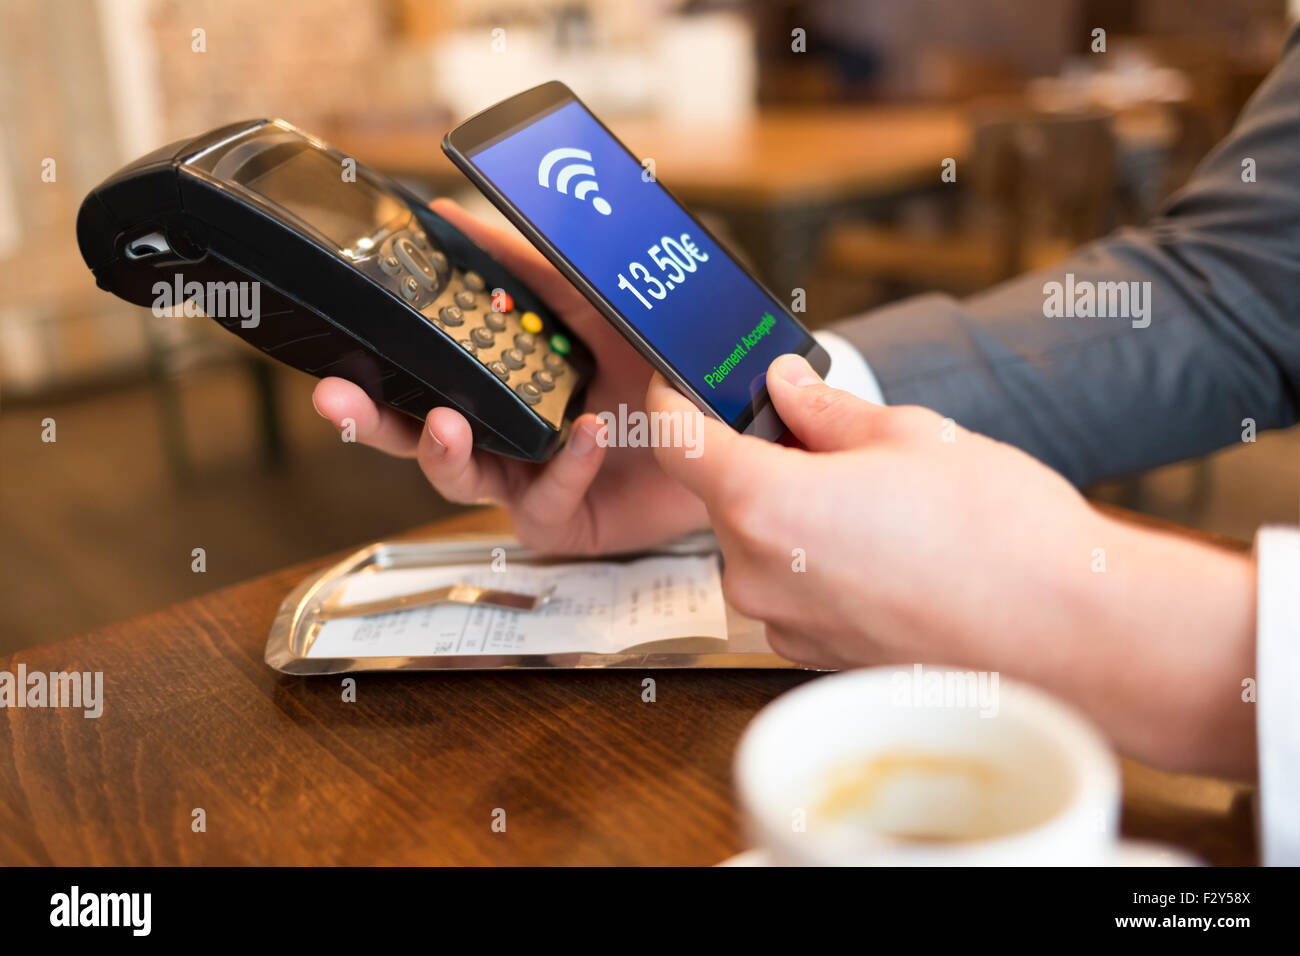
[733,666,1195,866]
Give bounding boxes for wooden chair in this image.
[1013,109,1120,252]
[918,49,1029,102]
[1,230,285,483]
[821,109,1119,296]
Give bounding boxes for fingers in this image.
[645,372,772,503]
[516,414,607,530]
[763,625,834,669]
[765,353,892,452]
[313,377,422,458]
[765,624,876,671]
[429,198,580,307]
[415,406,511,505]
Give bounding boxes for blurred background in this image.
[3,0,1297,652]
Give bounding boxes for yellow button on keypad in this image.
[520,311,542,334]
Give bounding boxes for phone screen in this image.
[464,99,813,427]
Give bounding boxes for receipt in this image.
[306,554,728,659]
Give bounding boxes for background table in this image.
[325,106,971,207]
[0,507,1256,865]
[325,105,971,291]
[325,102,1173,299]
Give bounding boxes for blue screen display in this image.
[469,100,811,424]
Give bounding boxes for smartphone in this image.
[443,81,829,441]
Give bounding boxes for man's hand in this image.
[647,353,1099,670]
[312,198,707,554]
[647,354,1257,777]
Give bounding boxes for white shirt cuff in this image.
[814,329,886,405]
[1256,525,1300,866]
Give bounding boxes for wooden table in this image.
[0,507,1257,865]
[325,106,970,290]
[326,106,970,208]
[326,101,1172,294]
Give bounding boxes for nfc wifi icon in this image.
[537,147,611,215]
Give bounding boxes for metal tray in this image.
[264,531,807,675]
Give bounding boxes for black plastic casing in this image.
[76,119,592,462]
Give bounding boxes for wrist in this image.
[1059,512,1257,776]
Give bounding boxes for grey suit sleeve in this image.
[830,26,1300,487]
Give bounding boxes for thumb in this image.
[645,372,772,504]
[766,353,889,451]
